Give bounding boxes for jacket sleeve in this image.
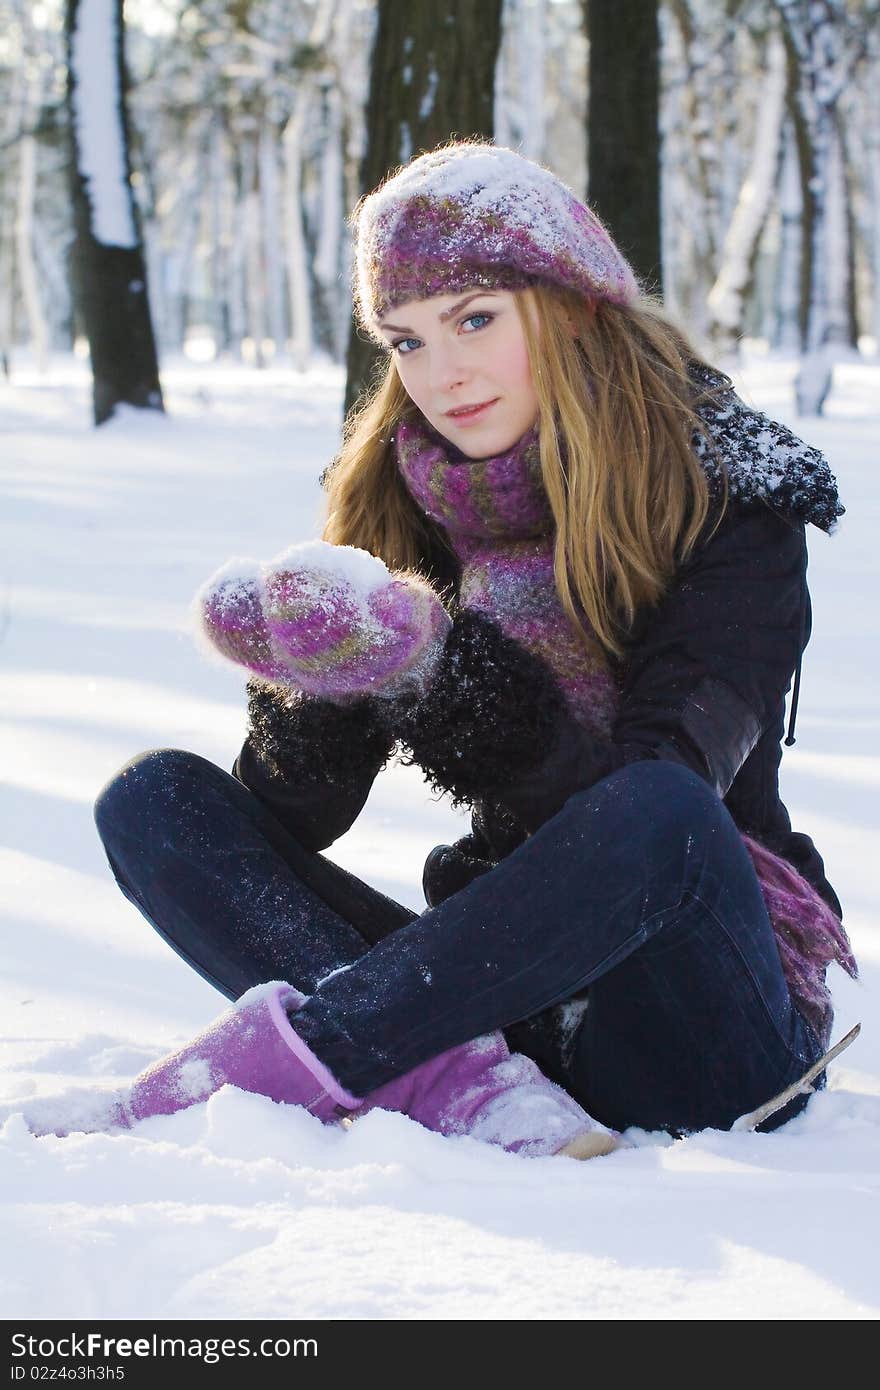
[479,499,810,835]
[610,499,808,795]
[232,678,396,853]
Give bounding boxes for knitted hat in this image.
[351,141,640,340]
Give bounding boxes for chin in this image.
[447,428,523,461]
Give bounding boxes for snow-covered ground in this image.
[1,352,877,1320]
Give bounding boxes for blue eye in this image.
[462,313,493,332]
[389,311,493,355]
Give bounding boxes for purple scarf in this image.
[395,417,619,740]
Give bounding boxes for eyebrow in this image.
[378,291,499,335]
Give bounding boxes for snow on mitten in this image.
[196,541,452,702]
[261,541,451,700]
[195,559,294,684]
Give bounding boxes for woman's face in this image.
[376,288,539,459]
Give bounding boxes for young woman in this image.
[85,141,856,1155]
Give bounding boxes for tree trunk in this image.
[168,154,207,353]
[65,0,163,425]
[586,0,661,295]
[260,117,287,358]
[283,103,312,372]
[794,94,834,415]
[344,0,503,418]
[520,0,547,159]
[0,194,14,375]
[772,119,803,353]
[280,0,340,373]
[663,0,736,334]
[0,14,26,377]
[229,140,248,360]
[717,2,745,239]
[775,0,853,415]
[824,108,856,349]
[865,21,880,352]
[313,84,346,359]
[869,132,880,350]
[16,131,50,371]
[707,32,786,354]
[243,134,266,368]
[209,118,233,357]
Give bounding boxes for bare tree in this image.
[66,0,162,425]
[774,0,876,414]
[862,17,880,352]
[665,0,726,323]
[343,0,504,417]
[707,26,787,353]
[586,0,661,294]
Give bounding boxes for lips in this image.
[444,399,498,421]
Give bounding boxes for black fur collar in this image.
[689,364,844,534]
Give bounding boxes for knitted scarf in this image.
[394,404,856,1045]
[395,418,619,739]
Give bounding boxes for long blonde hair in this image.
[322,287,728,659]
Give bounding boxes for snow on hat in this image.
[351,140,641,340]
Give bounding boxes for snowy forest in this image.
[3,0,880,1328]
[3,0,880,419]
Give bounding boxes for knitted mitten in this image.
[196,541,452,702]
[196,559,292,684]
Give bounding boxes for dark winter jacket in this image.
[232,373,845,925]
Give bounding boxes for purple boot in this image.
[24,982,616,1158]
[352,1033,615,1158]
[124,982,356,1124]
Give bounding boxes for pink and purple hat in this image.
[351,140,641,340]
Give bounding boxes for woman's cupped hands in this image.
[194,540,452,703]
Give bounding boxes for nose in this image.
[426,336,472,394]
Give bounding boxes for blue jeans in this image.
[94,749,824,1135]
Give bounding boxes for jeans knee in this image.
[94,748,203,847]
[566,757,726,845]
[622,758,719,815]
